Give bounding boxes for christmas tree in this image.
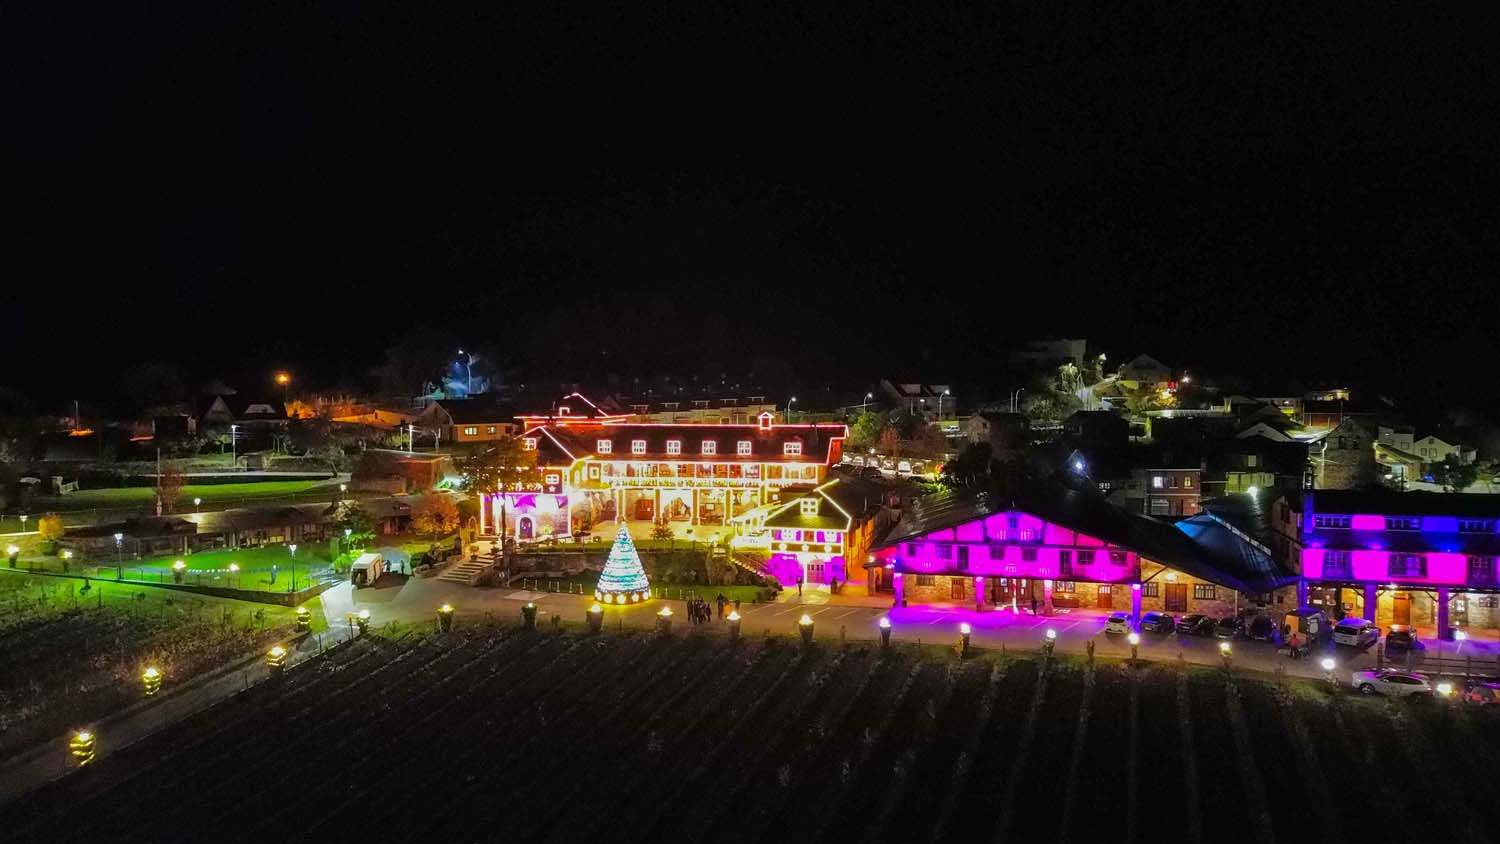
[595,522,652,604]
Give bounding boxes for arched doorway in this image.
[517,516,534,540]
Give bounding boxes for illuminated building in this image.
[759,478,890,587]
[478,394,846,542]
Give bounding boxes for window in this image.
[597,439,613,454]
[1193,584,1217,600]
[1058,550,1072,575]
[935,543,953,560]
[1150,499,1170,515]
[1054,581,1076,593]
[905,542,920,556]
[587,464,601,480]
[1322,551,1352,578]
[701,440,717,455]
[631,440,647,455]
[666,440,682,455]
[989,545,1005,560]
[916,575,935,586]
[1246,454,1260,468]
[1460,519,1495,533]
[784,440,803,456]
[1109,551,1127,565]
[1385,517,1420,531]
[737,440,753,456]
[1152,475,1164,489]
[1314,515,1351,529]
[1142,582,1160,597]
[1021,548,1037,562]
[522,437,537,451]
[693,400,710,409]
[1183,476,1193,488]
[799,498,819,516]
[949,579,966,599]
[956,546,969,570]
[1007,514,1020,529]
[486,426,497,434]
[1480,596,1500,610]
[1468,556,1495,584]
[463,426,478,436]
[1388,554,1426,577]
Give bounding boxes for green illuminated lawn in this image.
[37,480,340,511]
[105,545,338,592]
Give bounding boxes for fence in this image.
[1375,642,1500,680]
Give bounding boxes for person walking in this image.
[715,593,727,619]
[797,575,804,600]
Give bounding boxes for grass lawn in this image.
[37,479,340,511]
[0,570,301,625]
[106,545,337,592]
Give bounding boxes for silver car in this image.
[1351,669,1433,698]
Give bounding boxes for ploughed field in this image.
[7,629,1500,844]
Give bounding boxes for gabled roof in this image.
[528,422,846,465]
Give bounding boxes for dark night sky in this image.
[5,3,1499,411]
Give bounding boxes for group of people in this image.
[685,593,736,625]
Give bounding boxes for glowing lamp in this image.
[959,622,972,635]
[439,604,454,614]
[658,607,673,617]
[1320,657,1336,672]
[589,603,603,614]
[357,609,370,621]
[1456,630,1468,641]
[142,666,160,680]
[878,616,891,629]
[1131,583,1141,591]
[269,645,286,658]
[1045,629,1057,641]
[1219,641,1231,654]
[1127,633,1140,646]
[1437,682,1454,697]
[228,563,240,573]
[798,614,814,627]
[1072,460,1085,472]
[61,550,73,560]
[727,610,741,622]
[1246,486,1259,496]
[172,560,186,571]
[1165,573,1177,583]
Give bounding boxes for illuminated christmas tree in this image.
[594,522,652,605]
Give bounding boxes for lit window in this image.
[1183,476,1193,488]
[1152,476,1164,489]
[701,440,717,455]
[800,498,819,516]
[737,440,752,456]
[1193,584,1217,600]
[463,426,478,436]
[666,440,682,455]
[1385,517,1420,531]
[522,437,537,451]
[784,440,803,456]
[597,439,613,454]
[631,440,646,455]
[486,426,496,434]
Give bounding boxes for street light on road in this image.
[786,397,797,423]
[229,424,238,465]
[457,349,475,395]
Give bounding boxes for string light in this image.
[593,523,652,604]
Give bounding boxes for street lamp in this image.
[1219,641,1233,673]
[340,483,348,500]
[787,396,797,423]
[798,613,815,646]
[229,424,238,466]
[1320,656,1337,688]
[938,388,950,420]
[958,622,972,658]
[172,560,186,583]
[193,497,201,512]
[288,544,298,592]
[861,392,874,413]
[1043,627,1057,657]
[113,532,123,577]
[142,666,162,697]
[1127,632,1141,663]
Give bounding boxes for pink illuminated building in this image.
[1273,490,1500,639]
[872,484,1293,619]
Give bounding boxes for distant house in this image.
[195,395,287,431]
[1311,418,1379,489]
[879,379,956,421]
[415,398,519,444]
[760,478,899,588]
[1115,354,1173,391]
[966,411,1029,458]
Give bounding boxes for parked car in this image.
[1176,614,1216,636]
[1462,681,1500,705]
[1246,616,1276,641]
[1140,611,1175,634]
[1385,625,1422,653]
[1351,669,1433,698]
[1214,616,1241,639]
[1104,612,1132,635]
[1332,618,1380,648]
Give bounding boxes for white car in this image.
[1332,618,1379,648]
[1104,612,1132,635]
[1351,669,1433,698]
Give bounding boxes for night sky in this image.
[6,4,1498,411]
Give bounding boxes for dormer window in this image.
[800,498,819,516]
[701,440,717,455]
[758,412,774,431]
[631,439,646,455]
[557,406,570,416]
[737,440,753,456]
[666,440,682,455]
[597,439,613,454]
[693,400,710,409]
[522,437,537,451]
[784,440,802,456]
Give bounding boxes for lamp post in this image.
[938,388,950,421]
[70,731,96,767]
[656,606,674,635]
[1320,656,1337,689]
[266,644,287,674]
[114,532,123,578]
[1043,628,1057,658]
[61,549,72,572]
[957,622,972,659]
[172,560,186,584]
[229,424,238,466]
[6,544,17,568]
[798,613,815,646]
[19,515,27,533]
[193,497,201,513]
[786,397,797,423]
[275,372,291,408]
[295,606,311,632]
[355,609,370,634]
[340,483,348,500]
[522,601,538,629]
[288,543,298,593]
[727,609,742,642]
[1219,641,1233,674]
[228,562,239,588]
[1128,632,1140,665]
[439,603,456,632]
[860,392,874,413]
[142,666,162,697]
[586,603,603,633]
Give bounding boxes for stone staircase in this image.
[437,558,492,585]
